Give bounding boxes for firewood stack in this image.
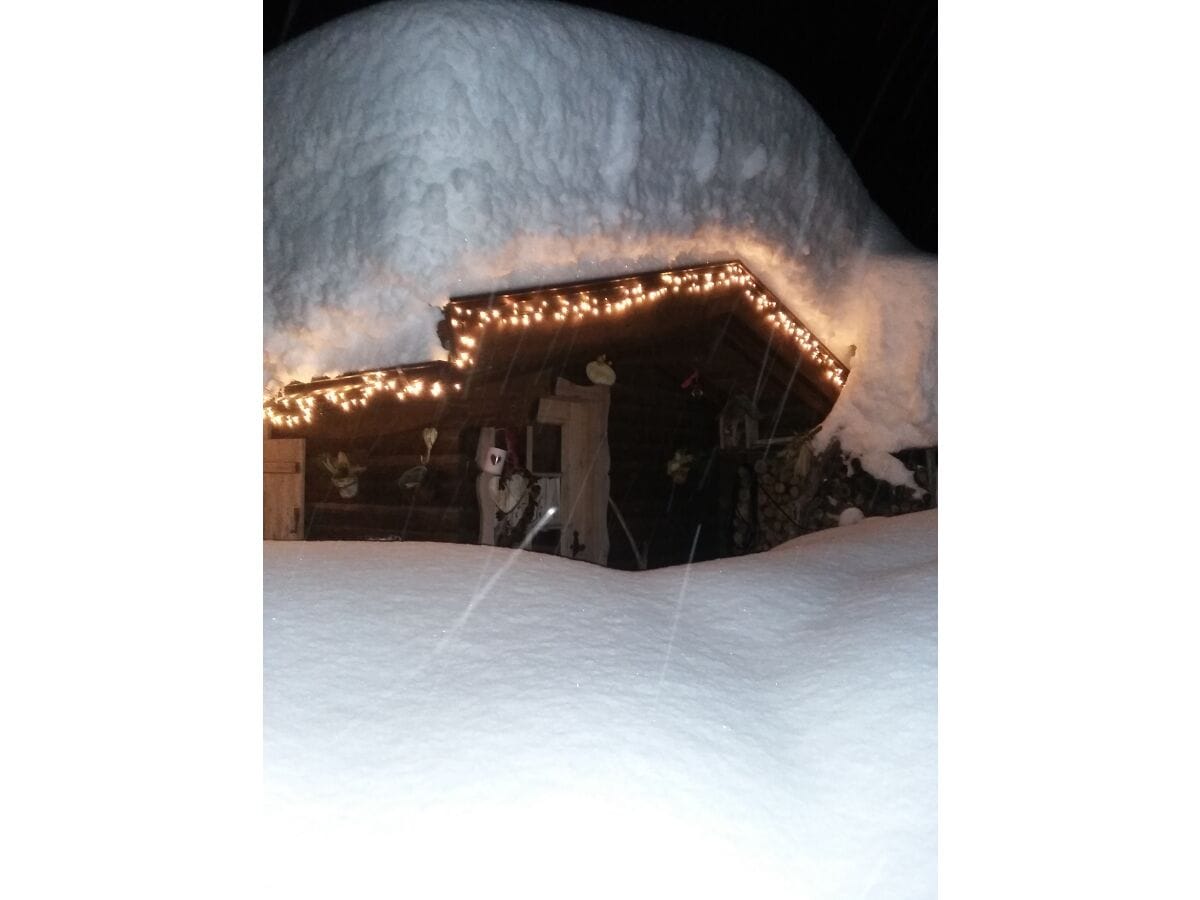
[751,436,935,552]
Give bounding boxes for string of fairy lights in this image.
[263,369,462,429]
[263,260,848,429]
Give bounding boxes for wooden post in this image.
[537,379,610,566]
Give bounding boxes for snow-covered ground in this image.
[264,0,937,471]
[264,510,936,898]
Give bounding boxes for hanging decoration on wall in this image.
[398,427,440,490]
[666,449,696,485]
[320,451,366,499]
[569,530,586,559]
[585,354,616,386]
[491,465,542,548]
[476,426,542,548]
[480,445,507,476]
[396,466,425,490]
[489,469,529,516]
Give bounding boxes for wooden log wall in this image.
[302,418,478,542]
[266,284,850,562]
[271,341,603,542]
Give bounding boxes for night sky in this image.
[265,0,936,253]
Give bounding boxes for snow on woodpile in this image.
[264,0,937,470]
[264,510,937,898]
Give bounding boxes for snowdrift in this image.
[264,510,937,898]
[264,0,936,470]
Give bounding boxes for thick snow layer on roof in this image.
[264,0,937,468]
[264,510,936,898]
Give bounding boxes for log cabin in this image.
[263,259,853,569]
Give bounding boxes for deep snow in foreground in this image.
[264,511,936,898]
[264,0,937,470]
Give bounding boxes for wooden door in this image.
[264,438,305,540]
[536,378,610,566]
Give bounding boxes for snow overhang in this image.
[263,259,847,429]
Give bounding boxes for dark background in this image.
[265,0,936,252]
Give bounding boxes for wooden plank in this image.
[264,438,305,540]
[305,524,464,543]
[276,396,461,441]
[264,437,304,463]
[277,360,455,398]
[306,503,468,538]
[301,449,467,471]
[447,261,743,306]
[309,501,469,518]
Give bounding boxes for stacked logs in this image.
[751,436,935,552]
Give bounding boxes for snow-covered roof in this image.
[264,0,936,478]
[262,259,847,428]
